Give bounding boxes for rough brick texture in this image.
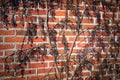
[0,0,120,80]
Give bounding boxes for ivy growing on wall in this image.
[0,0,120,80]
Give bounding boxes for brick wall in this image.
[0,0,120,80]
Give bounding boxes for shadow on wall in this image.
[0,0,120,80]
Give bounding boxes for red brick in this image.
[28,62,48,68]
[16,9,23,14]
[0,64,3,70]
[5,37,25,42]
[94,65,99,70]
[16,30,25,35]
[8,64,27,70]
[0,30,14,35]
[27,75,43,80]
[61,18,76,23]
[49,62,60,67]
[0,51,3,56]
[49,61,75,67]
[81,72,90,76]
[0,1,119,80]
[0,71,14,77]
[85,43,93,47]
[99,7,107,12]
[55,11,66,16]
[30,10,46,15]
[0,23,3,28]
[16,70,36,76]
[56,37,62,41]
[48,24,55,28]
[102,13,116,18]
[82,19,93,23]
[16,44,36,49]
[24,16,37,22]
[5,50,14,56]
[102,76,111,80]
[92,60,102,64]
[7,24,15,28]
[37,68,54,74]
[30,56,54,62]
[70,49,78,53]
[61,0,82,5]
[33,38,46,42]
[69,11,76,16]
[57,50,66,54]
[0,44,14,50]
[49,74,66,80]
[89,13,97,17]
[0,57,4,63]
[61,0,67,4]
[16,24,24,28]
[77,37,86,42]
[79,32,90,36]
[4,57,13,63]
[77,43,86,47]
[59,31,77,36]
[58,43,73,48]
[5,78,25,80]
[40,56,54,61]
[48,18,59,22]
[95,43,108,47]
[84,25,95,29]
